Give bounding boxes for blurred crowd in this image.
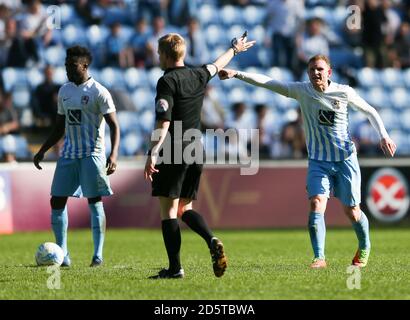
[0,0,410,162]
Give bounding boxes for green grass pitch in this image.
[1,228,409,299]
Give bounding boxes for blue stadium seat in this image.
[283,108,300,123]
[52,67,68,85]
[399,109,410,132]
[131,88,155,111]
[228,87,249,105]
[124,68,149,91]
[327,6,347,29]
[86,25,109,48]
[99,67,125,89]
[205,24,226,48]
[390,88,409,110]
[378,109,399,131]
[250,87,274,105]
[356,68,381,88]
[88,68,101,83]
[12,85,31,109]
[62,24,87,46]
[119,25,134,43]
[250,25,266,45]
[59,4,82,26]
[349,109,367,130]
[379,68,404,88]
[198,4,220,26]
[364,87,389,108]
[242,6,266,27]
[402,68,410,88]
[2,68,27,92]
[117,111,140,135]
[220,5,243,26]
[273,92,299,111]
[121,132,143,156]
[138,109,155,133]
[256,47,271,68]
[267,67,294,82]
[147,67,163,89]
[26,68,44,89]
[14,135,31,159]
[44,46,66,66]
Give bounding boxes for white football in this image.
[35,242,64,266]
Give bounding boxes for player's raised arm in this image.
[218,68,291,97]
[205,31,256,77]
[347,87,397,157]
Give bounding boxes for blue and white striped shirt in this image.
[236,72,389,162]
[57,78,116,159]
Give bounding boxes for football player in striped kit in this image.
[34,46,120,267]
[219,55,396,268]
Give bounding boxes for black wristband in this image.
[147,149,152,156]
[231,46,238,56]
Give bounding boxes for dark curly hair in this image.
[66,45,93,65]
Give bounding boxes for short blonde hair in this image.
[308,54,331,68]
[158,33,186,61]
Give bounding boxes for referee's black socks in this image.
[182,210,213,248]
[161,219,181,272]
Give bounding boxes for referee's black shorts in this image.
[151,163,203,200]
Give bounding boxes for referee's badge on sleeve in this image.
[156,99,169,113]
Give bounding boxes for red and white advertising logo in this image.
[366,168,409,222]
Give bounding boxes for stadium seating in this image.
[121,132,143,156]
[117,111,140,135]
[124,68,149,91]
[12,86,31,109]
[197,4,220,26]
[26,68,44,89]
[220,5,243,27]
[242,6,266,27]
[131,88,155,111]
[44,46,66,66]
[2,68,27,92]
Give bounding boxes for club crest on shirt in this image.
[331,99,340,109]
[156,99,169,113]
[81,95,89,105]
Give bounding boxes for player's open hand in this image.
[232,34,256,54]
[33,152,44,170]
[380,137,397,157]
[144,155,159,182]
[106,155,117,175]
[218,69,237,80]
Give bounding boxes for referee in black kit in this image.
[144,32,255,279]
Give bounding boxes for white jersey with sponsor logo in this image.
[57,77,116,159]
[235,72,389,162]
[287,81,379,162]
